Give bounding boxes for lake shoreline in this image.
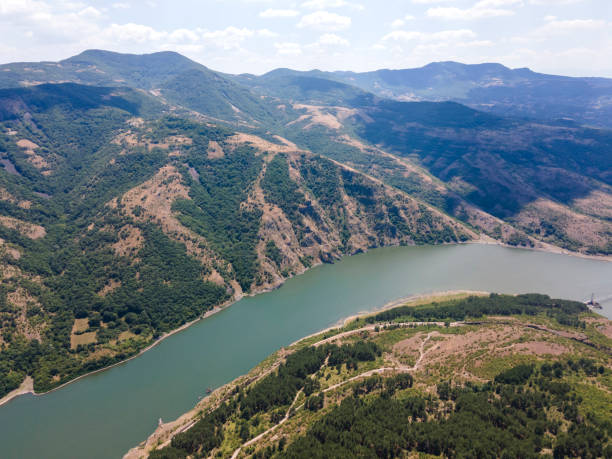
[291,289,490,347]
[124,289,488,458]
[0,295,243,408]
[1,241,608,408]
[472,237,612,262]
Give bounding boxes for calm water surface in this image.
[1,243,611,458]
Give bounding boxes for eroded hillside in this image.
[127,293,612,459]
[0,85,474,401]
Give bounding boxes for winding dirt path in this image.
[230,389,303,459]
[231,332,438,457]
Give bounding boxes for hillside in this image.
[0,50,611,402]
[244,62,612,128]
[272,96,612,255]
[0,50,282,126]
[234,65,612,256]
[0,83,472,400]
[2,51,611,255]
[127,293,612,458]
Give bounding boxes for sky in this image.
[1,0,611,77]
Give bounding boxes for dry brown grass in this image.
[514,198,611,249]
[71,331,97,350]
[572,189,612,220]
[126,117,145,128]
[16,139,51,171]
[97,279,122,297]
[112,165,223,282]
[511,341,568,356]
[118,330,137,342]
[0,216,46,239]
[0,187,31,209]
[7,287,45,340]
[72,318,89,333]
[207,140,225,159]
[113,129,193,155]
[290,104,360,130]
[227,133,305,155]
[112,225,144,258]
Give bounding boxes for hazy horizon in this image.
[1,0,610,78]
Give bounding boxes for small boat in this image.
[206,387,213,394]
[586,294,602,309]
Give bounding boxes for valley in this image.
[0,49,609,459]
[128,292,612,459]
[0,243,610,459]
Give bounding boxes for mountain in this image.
[242,62,612,128]
[0,50,283,125]
[234,70,369,106]
[0,50,610,401]
[0,81,471,400]
[232,70,612,255]
[127,292,612,459]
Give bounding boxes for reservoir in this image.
[0,243,610,458]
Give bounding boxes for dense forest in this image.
[0,49,611,405]
[140,293,611,459]
[280,361,610,459]
[0,81,470,399]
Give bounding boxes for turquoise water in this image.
[0,243,610,458]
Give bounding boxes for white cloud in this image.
[532,18,606,36]
[275,42,302,55]
[257,28,278,37]
[382,28,477,42]
[0,0,48,15]
[78,6,102,18]
[297,10,351,30]
[529,0,582,4]
[317,33,349,46]
[301,0,364,9]
[412,0,455,3]
[201,26,256,50]
[259,8,300,18]
[391,15,415,29]
[427,0,522,20]
[166,28,200,43]
[102,23,164,43]
[112,2,130,9]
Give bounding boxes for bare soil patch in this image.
[71,331,97,350]
[512,341,569,356]
[113,165,221,275]
[0,216,46,239]
[16,139,51,171]
[227,133,304,155]
[98,279,122,297]
[112,225,144,258]
[207,140,225,159]
[72,318,89,333]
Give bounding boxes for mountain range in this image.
[0,50,610,401]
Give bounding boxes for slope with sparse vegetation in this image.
[127,293,612,459]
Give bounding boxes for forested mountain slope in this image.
[0,50,282,126]
[238,62,612,128]
[269,93,612,255]
[0,50,611,401]
[128,293,612,459]
[0,82,471,399]
[3,51,611,256]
